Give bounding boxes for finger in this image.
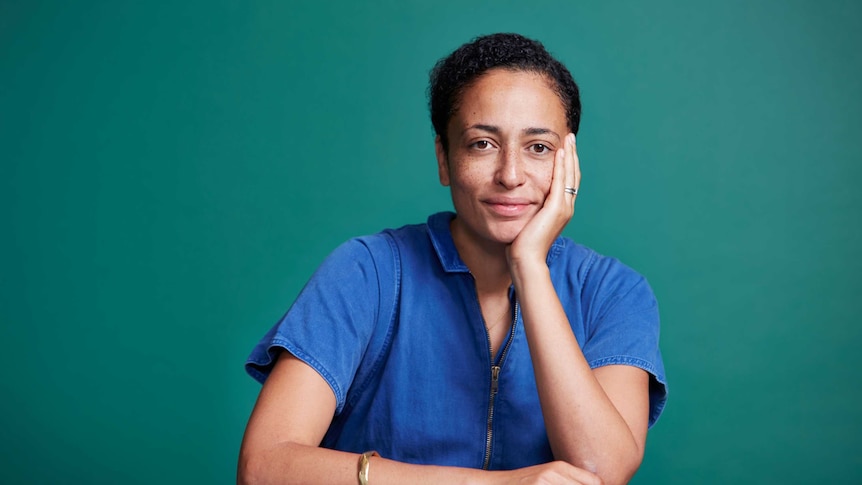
[566,466,602,485]
[549,144,567,206]
[571,134,581,194]
[565,133,577,192]
[559,134,578,210]
[547,461,602,485]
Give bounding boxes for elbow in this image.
[238,440,312,485]
[238,441,305,485]
[559,443,643,485]
[596,445,644,485]
[237,449,265,485]
[613,451,644,485]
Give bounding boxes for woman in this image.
[239,33,667,485]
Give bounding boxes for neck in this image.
[450,219,512,294]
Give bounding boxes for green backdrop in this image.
[3,1,861,483]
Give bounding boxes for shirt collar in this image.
[426,211,565,273]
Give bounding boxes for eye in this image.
[530,144,550,154]
[471,140,492,150]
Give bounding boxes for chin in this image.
[485,220,528,245]
[452,212,529,247]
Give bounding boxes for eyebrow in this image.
[464,124,560,141]
[465,124,501,135]
[523,127,560,141]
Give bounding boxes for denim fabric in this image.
[246,211,667,470]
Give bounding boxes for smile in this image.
[484,198,534,217]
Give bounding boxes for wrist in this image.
[466,468,499,485]
[506,245,547,269]
[357,451,379,485]
[508,257,550,287]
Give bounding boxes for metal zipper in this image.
[481,296,520,470]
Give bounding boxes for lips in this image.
[483,196,535,217]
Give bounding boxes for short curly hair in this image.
[428,33,581,151]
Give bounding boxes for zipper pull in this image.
[491,365,500,395]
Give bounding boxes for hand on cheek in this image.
[508,133,579,268]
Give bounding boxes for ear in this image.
[435,135,450,186]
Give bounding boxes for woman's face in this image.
[437,68,570,249]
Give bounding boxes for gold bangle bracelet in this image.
[357,450,380,485]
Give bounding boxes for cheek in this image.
[532,164,554,195]
[449,163,484,189]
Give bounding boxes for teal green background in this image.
[3,1,861,483]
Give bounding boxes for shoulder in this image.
[552,238,649,290]
[362,216,449,264]
[325,220,428,265]
[352,219,432,247]
[552,237,657,320]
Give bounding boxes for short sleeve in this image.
[245,238,383,414]
[581,256,668,427]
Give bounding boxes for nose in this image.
[494,146,526,189]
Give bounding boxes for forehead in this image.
[451,69,567,134]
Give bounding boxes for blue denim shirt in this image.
[246,212,667,470]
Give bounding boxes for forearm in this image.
[510,261,642,484]
[238,441,488,485]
